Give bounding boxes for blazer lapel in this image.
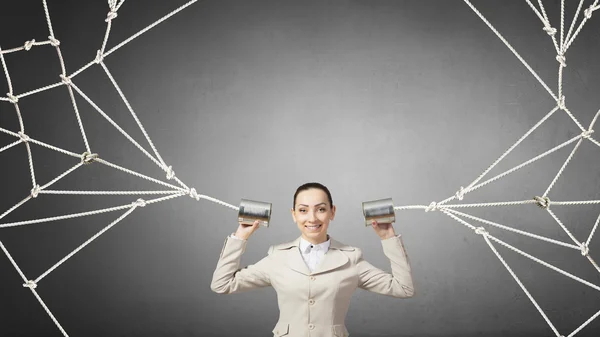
[311,237,350,275]
[277,236,311,276]
[276,236,353,276]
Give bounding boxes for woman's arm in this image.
[210,234,273,294]
[356,235,416,298]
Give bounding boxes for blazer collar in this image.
[275,235,354,276]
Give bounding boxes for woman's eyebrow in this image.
[297,203,326,207]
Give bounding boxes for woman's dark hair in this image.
[293,182,333,210]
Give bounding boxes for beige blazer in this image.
[211,235,415,337]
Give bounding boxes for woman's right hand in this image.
[234,220,261,240]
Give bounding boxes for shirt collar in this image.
[299,236,330,254]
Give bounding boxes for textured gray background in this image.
[1,0,600,336]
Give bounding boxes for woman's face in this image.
[291,188,336,244]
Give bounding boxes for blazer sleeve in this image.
[355,235,415,298]
[210,236,272,294]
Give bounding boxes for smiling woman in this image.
[210,182,416,337]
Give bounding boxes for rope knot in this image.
[23,280,37,289]
[60,74,72,86]
[582,129,594,139]
[556,54,566,68]
[30,185,41,198]
[106,10,118,22]
[24,39,36,51]
[557,95,566,110]
[455,186,465,200]
[81,151,99,165]
[132,198,147,208]
[533,196,551,209]
[475,227,489,236]
[425,201,438,212]
[17,131,29,142]
[542,25,557,36]
[165,165,175,180]
[580,242,589,256]
[584,7,594,20]
[188,188,200,201]
[48,36,60,47]
[7,93,19,104]
[95,50,104,64]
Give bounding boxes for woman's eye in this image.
[319,208,326,212]
[299,209,306,213]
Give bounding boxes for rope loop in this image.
[542,25,557,36]
[81,151,99,165]
[30,185,41,198]
[132,198,147,208]
[60,74,72,86]
[23,280,37,289]
[556,54,566,68]
[584,7,594,20]
[95,50,104,64]
[557,95,566,110]
[48,36,60,47]
[580,242,589,256]
[106,10,118,22]
[188,188,200,201]
[7,92,19,104]
[475,227,489,236]
[533,196,551,209]
[24,39,36,51]
[165,165,175,180]
[582,129,594,139]
[455,186,466,200]
[425,201,438,212]
[17,131,30,142]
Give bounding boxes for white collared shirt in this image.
[299,236,330,272]
[231,233,331,272]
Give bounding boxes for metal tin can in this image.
[238,199,272,227]
[362,198,395,226]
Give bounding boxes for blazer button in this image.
[308,324,315,330]
[308,298,315,305]
[310,276,316,281]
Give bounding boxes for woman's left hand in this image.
[371,220,396,240]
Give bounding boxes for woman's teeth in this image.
[306,225,322,231]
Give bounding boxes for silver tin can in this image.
[362,198,395,226]
[238,199,272,227]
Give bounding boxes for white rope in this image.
[0,240,29,283]
[40,190,181,195]
[69,81,165,169]
[587,136,600,149]
[100,62,167,168]
[587,212,600,248]
[444,208,580,250]
[568,309,600,337]
[438,132,583,206]
[482,232,562,337]
[0,139,23,153]
[94,158,185,191]
[104,0,198,58]
[463,0,557,100]
[0,193,184,229]
[547,209,582,247]
[34,206,137,284]
[563,0,585,51]
[524,0,560,55]
[464,107,558,193]
[0,45,14,94]
[542,138,583,198]
[17,81,64,99]
[443,210,600,292]
[563,1,600,53]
